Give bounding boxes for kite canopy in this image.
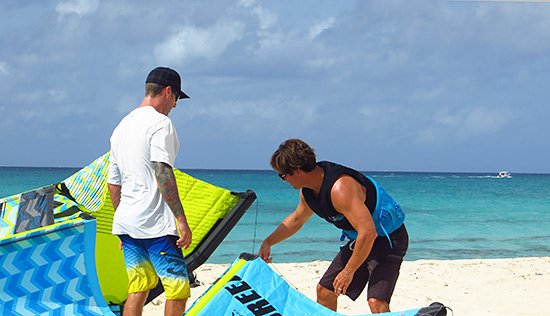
[0,218,115,315]
[0,153,256,315]
[184,253,449,316]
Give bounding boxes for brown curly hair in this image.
[270,139,317,175]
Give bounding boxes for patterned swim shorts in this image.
[119,234,190,300]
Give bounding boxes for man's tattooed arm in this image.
[152,161,185,218]
[152,161,192,248]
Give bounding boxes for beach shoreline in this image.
[143,256,550,315]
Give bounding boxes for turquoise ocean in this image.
[1,167,549,263]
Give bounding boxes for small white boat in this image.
[497,171,511,178]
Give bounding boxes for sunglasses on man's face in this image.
[170,87,179,102]
[278,173,286,180]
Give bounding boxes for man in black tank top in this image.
[258,139,408,314]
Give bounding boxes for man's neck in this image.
[139,96,167,115]
[303,165,324,194]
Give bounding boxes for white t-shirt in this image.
[108,106,180,238]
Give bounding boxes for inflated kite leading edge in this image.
[184,253,449,316]
[0,153,256,315]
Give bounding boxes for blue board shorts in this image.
[119,234,190,300]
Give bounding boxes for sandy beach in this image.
[142,256,550,315]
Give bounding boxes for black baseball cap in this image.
[146,67,189,99]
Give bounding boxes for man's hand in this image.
[258,241,273,263]
[333,267,354,296]
[176,218,192,249]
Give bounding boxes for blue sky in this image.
[1,0,549,173]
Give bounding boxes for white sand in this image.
[143,257,550,315]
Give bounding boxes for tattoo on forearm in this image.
[152,161,185,218]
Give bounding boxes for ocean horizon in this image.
[2,167,550,263]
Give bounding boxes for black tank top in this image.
[302,161,377,230]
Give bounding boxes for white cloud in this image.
[47,89,68,103]
[308,17,335,40]
[359,106,384,121]
[411,87,445,102]
[415,127,440,146]
[116,60,145,80]
[256,10,277,30]
[56,0,99,17]
[14,54,41,66]
[359,103,515,146]
[467,0,550,3]
[114,97,136,115]
[155,20,245,65]
[246,2,277,30]
[185,98,318,131]
[359,105,404,128]
[239,0,256,8]
[305,57,337,69]
[26,89,66,104]
[19,110,41,120]
[0,61,8,76]
[415,106,515,145]
[458,106,512,137]
[1,0,549,172]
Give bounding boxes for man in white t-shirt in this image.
[108,67,192,316]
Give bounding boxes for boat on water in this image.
[497,170,512,178]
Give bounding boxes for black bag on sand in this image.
[415,302,451,316]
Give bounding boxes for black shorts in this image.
[319,224,409,302]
